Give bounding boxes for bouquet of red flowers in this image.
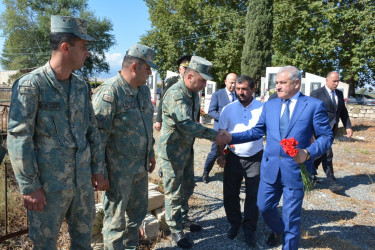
[280,138,313,192]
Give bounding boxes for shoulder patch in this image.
[19,86,36,95]
[102,94,114,103]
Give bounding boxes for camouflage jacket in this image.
[92,73,154,176]
[158,79,217,161]
[156,75,181,122]
[7,62,105,194]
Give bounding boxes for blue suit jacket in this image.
[208,88,232,130]
[231,93,334,189]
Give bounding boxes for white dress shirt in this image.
[225,88,235,102]
[280,92,300,119]
[219,99,263,157]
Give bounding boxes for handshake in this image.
[215,129,232,145]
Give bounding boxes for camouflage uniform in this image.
[7,62,105,249]
[158,79,216,233]
[155,75,181,123]
[92,72,154,250]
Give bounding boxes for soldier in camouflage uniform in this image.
[154,55,191,131]
[7,15,107,249]
[92,44,157,250]
[159,56,228,249]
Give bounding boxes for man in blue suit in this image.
[216,66,333,249]
[202,73,237,183]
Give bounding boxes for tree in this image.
[0,0,115,78]
[272,0,375,94]
[141,0,248,86]
[241,0,273,92]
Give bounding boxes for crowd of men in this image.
[7,15,353,250]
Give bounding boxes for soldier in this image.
[154,54,191,131]
[7,15,106,249]
[92,44,157,249]
[159,56,231,248]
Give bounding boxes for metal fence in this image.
[0,87,11,103]
[0,104,29,243]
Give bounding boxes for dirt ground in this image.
[1,119,374,249]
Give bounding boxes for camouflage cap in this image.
[51,15,95,41]
[188,56,213,80]
[127,44,158,69]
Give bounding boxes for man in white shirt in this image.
[217,75,263,247]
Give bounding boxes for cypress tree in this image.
[241,0,273,92]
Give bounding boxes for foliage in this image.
[241,0,273,90]
[0,0,115,78]
[141,0,248,87]
[272,0,375,94]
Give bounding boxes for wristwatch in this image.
[305,149,311,161]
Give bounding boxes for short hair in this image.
[327,71,339,79]
[122,55,145,69]
[50,32,80,51]
[183,67,196,78]
[278,66,301,83]
[236,75,255,89]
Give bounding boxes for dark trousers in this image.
[203,141,217,174]
[314,124,338,180]
[223,150,262,233]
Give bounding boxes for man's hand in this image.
[346,128,353,138]
[154,122,162,131]
[215,129,232,145]
[149,156,156,173]
[217,155,226,168]
[91,174,109,191]
[292,149,308,164]
[23,188,47,212]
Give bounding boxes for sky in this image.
[0,0,152,79]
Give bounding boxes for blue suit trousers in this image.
[257,171,304,250]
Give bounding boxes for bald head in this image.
[326,71,340,91]
[225,73,237,92]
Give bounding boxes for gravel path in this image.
[150,121,375,249]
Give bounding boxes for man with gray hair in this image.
[217,66,333,249]
[7,15,106,249]
[92,44,156,249]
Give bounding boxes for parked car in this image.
[347,94,375,105]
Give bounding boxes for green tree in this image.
[141,0,248,86]
[272,0,375,94]
[0,0,115,78]
[241,0,273,91]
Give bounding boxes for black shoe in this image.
[244,232,256,247]
[313,175,321,185]
[227,225,240,240]
[171,232,192,248]
[329,180,344,192]
[202,172,209,183]
[266,232,281,247]
[183,220,202,232]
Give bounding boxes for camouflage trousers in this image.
[28,184,95,250]
[160,151,195,233]
[102,171,148,250]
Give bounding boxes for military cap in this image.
[51,15,95,41]
[188,56,213,81]
[126,44,158,69]
[176,55,192,67]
